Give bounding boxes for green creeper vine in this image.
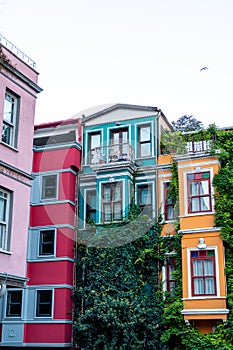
[73,126,233,349]
[0,44,12,71]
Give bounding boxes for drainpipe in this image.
[0,284,6,298]
[0,273,8,298]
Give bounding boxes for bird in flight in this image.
[200,67,208,72]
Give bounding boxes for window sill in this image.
[0,141,19,152]
[182,296,225,300]
[0,249,12,255]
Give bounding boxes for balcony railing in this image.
[186,140,211,153]
[89,143,134,165]
[0,34,36,69]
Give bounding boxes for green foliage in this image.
[161,129,187,155]
[74,219,170,349]
[172,115,204,132]
[0,44,12,71]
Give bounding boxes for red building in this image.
[25,118,81,348]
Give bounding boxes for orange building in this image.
[158,140,228,334]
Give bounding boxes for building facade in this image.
[25,119,81,348]
[78,103,172,233]
[0,35,42,346]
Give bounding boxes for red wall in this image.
[54,288,73,320]
[33,147,81,172]
[30,203,75,227]
[24,323,72,343]
[27,260,74,285]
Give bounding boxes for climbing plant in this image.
[73,125,233,349]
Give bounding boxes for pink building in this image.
[0,35,42,345]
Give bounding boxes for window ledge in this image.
[0,141,19,152]
[181,308,229,315]
[182,296,225,300]
[0,249,12,255]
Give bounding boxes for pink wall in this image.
[0,173,31,277]
[0,43,41,280]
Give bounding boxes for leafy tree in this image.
[172,115,204,132]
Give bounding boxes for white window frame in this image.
[0,187,11,252]
[41,174,58,200]
[135,181,155,219]
[186,246,220,299]
[35,289,54,318]
[1,91,19,148]
[5,289,23,318]
[38,228,56,257]
[135,121,154,159]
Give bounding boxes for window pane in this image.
[193,260,202,276]
[190,182,199,195]
[140,126,150,141]
[204,259,214,275]
[0,196,6,221]
[6,291,22,317]
[113,203,121,219]
[2,122,12,144]
[194,278,204,294]
[42,175,57,199]
[190,198,199,212]
[140,187,151,205]
[140,143,151,157]
[104,204,111,221]
[4,95,15,123]
[37,290,52,317]
[104,187,111,201]
[113,185,121,201]
[200,180,209,195]
[200,197,210,211]
[40,230,54,255]
[205,277,215,294]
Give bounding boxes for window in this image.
[36,290,52,317]
[103,182,122,222]
[138,184,152,218]
[42,174,57,199]
[89,132,101,164]
[187,172,212,213]
[191,250,216,296]
[0,188,11,251]
[2,91,19,147]
[164,182,175,221]
[86,190,96,223]
[39,229,55,256]
[110,128,128,161]
[138,124,151,157]
[6,290,22,317]
[166,257,176,293]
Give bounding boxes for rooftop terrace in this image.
[0,34,36,69]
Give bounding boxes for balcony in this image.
[89,143,134,166]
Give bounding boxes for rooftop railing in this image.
[89,143,134,165]
[0,34,36,69]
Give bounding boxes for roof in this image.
[34,117,80,130]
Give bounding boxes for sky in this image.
[0,0,233,128]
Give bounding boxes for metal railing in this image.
[186,140,211,153]
[0,34,36,69]
[89,143,134,165]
